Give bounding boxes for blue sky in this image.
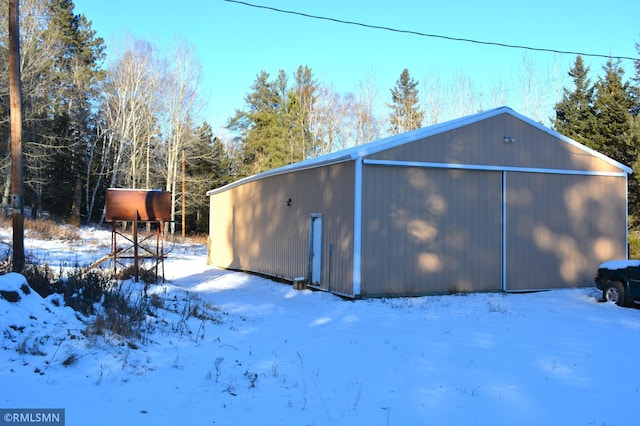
[72,0,639,131]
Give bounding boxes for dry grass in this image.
[24,218,81,241]
[629,230,640,259]
[0,216,81,242]
[185,233,208,245]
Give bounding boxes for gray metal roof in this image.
[207,106,631,196]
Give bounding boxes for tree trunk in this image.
[70,178,81,226]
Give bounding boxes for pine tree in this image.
[591,58,634,166]
[227,68,317,176]
[591,58,640,224]
[387,69,423,134]
[184,122,231,233]
[554,53,640,225]
[626,42,640,226]
[631,41,640,117]
[554,55,595,147]
[227,71,284,175]
[630,117,640,226]
[39,0,105,222]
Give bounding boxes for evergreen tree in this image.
[184,122,231,234]
[625,42,640,226]
[630,116,640,226]
[630,41,640,117]
[591,58,640,224]
[554,55,595,147]
[387,68,423,134]
[34,0,104,221]
[554,53,640,225]
[591,58,634,166]
[226,67,317,176]
[227,71,284,176]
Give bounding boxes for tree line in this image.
[1,0,639,233]
[0,0,226,233]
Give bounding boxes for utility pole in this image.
[181,150,186,238]
[9,0,24,272]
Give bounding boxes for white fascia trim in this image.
[206,154,354,196]
[626,173,630,259]
[352,157,363,297]
[362,159,628,177]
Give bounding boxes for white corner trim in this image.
[352,157,363,297]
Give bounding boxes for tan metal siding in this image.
[367,114,621,174]
[360,165,502,296]
[208,162,355,295]
[505,172,627,290]
[208,189,234,266]
[209,110,629,298]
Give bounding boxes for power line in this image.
[224,0,640,62]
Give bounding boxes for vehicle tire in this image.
[603,281,627,306]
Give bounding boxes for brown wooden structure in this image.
[105,189,171,282]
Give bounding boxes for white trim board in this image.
[362,159,628,177]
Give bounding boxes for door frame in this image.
[308,213,323,286]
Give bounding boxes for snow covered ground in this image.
[1,225,640,426]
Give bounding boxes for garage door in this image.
[361,166,503,296]
[504,172,627,291]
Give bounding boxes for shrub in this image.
[630,230,640,259]
[1,246,150,340]
[21,262,61,298]
[62,270,113,316]
[115,265,159,285]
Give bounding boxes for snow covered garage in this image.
[207,107,631,298]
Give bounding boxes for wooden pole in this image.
[133,215,139,282]
[9,0,24,272]
[181,149,186,238]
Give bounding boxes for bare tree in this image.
[308,83,355,154]
[354,72,382,144]
[422,68,445,125]
[449,69,481,118]
[160,39,202,235]
[488,76,509,109]
[520,53,544,121]
[517,53,569,125]
[84,121,112,224]
[98,35,162,222]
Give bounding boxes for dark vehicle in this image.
[595,260,640,307]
